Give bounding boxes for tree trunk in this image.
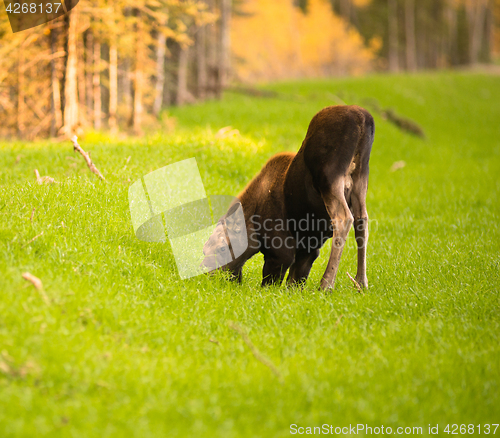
[197,22,207,99]
[109,42,118,132]
[133,11,144,136]
[77,32,87,126]
[467,0,487,64]
[85,30,93,118]
[123,58,132,120]
[340,0,351,22]
[153,31,166,117]
[388,0,399,72]
[219,0,231,89]
[405,0,417,71]
[207,0,219,97]
[446,3,458,66]
[17,44,25,138]
[63,7,79,137]
[176,44,189,106]
[93,40,101,130]
[483,0,494,62]
[50,25,62,137]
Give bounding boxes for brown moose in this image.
[201,105,375,290]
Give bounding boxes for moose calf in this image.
[201,105,375,290]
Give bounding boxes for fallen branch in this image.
[71,135,105,180]
[334,314,344,329]
[34,169,55,185]
[390,160,406,172]
[22,231,43,247]
[228,321,282,382]
[361,97,425,138]
[384,109,425,138]
[347,272,364,295]
[226,86,279,98]
[22,272,50,305]
[215,126,240,139]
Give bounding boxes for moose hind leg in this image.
[320,188,353,290]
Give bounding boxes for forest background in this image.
[0,0,499,139]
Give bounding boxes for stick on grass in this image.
[228,321,282,382]
[34,169,55,185]
[334,314,344,329]
[22,231,43,248]
[22,272,50,305]
[71,136,105,180]
[347,272,364,295]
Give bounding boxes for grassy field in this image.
[0,71,499,437]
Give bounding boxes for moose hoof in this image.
[355,276,368,289]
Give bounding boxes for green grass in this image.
[1,71,499,437]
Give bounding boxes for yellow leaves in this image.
[352,0,371,7]
[369,35,383,54]
[231,0,376,81]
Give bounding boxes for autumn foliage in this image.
[231,0,379,81]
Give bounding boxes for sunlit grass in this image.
[0,71,499,437]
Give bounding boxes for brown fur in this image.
[201,105,375,289]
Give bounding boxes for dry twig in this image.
[22,231,43,247]
[215,126,240,139]
[334,314,344,329]
[34,169,55,185]
[71,135,105,180]
[390,160,406,172]
[21,272,50,305]
[347,272,364,295]
[228,321,282,382]
[29,207,35,222]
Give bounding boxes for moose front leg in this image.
[320,192,353,290]
[287,249,320,286]
[262,251,294,286]
[351,168,369,288]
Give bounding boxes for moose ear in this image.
[225,202,244,234]
[226,201,242,218]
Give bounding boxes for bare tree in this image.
[93,39,101,130]
[176,43,189,105]
[220,0,231,88]
[405,0,417,71]
[133,10,144,135]
[50,24,63,137]
[63,8,79,137]
[109,42,118,131]
[85,30,93,118]
[196,20,207,99]
[466,0,487,64]
[153,31,167,116]
[77,30,87,126]
[388,0,399,72]
[207,0,219,97]
[340,0,352,22]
